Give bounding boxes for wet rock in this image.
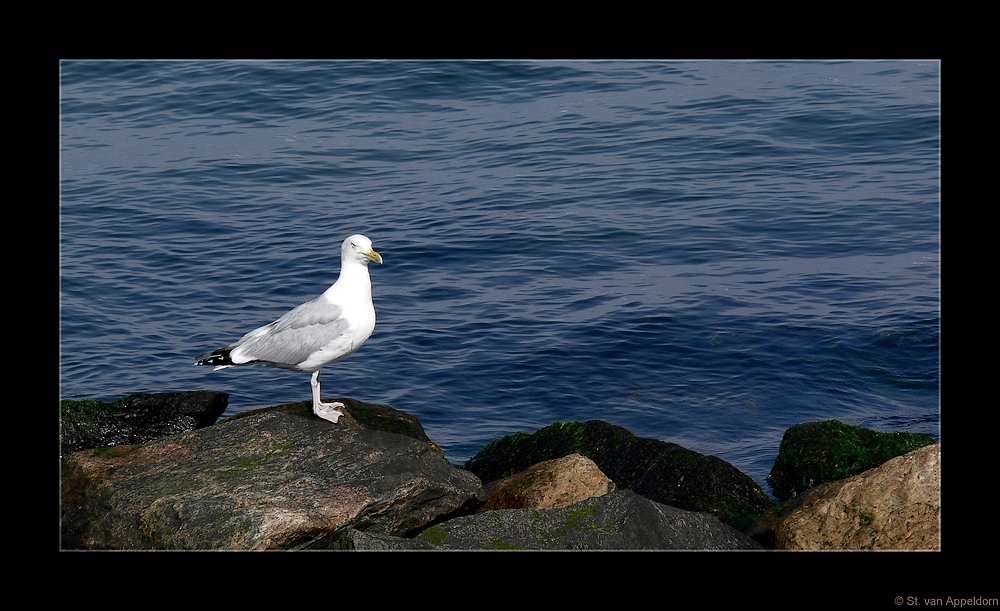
[59,391,229,455]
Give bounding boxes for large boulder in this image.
[61,401,484,549]
[749,443,940,550]
[464,420,774,532]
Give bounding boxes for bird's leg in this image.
[310,370,345,423]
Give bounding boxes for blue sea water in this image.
[59,60,940,492]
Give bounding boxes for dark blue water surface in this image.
[59,60,940,491]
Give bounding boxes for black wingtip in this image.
[196,348,234,367]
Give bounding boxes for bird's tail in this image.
[196,347,235,370]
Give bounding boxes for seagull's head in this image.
[343,234,383,266]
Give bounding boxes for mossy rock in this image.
[463,420,774,532]
[60,391,228,455]
[766,420,936,502]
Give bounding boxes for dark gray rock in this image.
[409,489,763,550]
[464,420,774,532]
[340,528,439,550]
[61,405,484,549]
[60,391,229,455]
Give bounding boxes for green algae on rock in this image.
[463,420,774,532]
[766,419,936,502]
[60,391,229,455]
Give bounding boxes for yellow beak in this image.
[367,249,383,264]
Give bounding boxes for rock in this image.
[340,528,439,550]
[463,420,774,532]
[62,389,939,551]
[61,403,484,549]
[410,489,763,550]
[748,443,940,550]
[222,397,445,456]
[60,391,229,455]
[766,419,936,502]
[479,453,615,512]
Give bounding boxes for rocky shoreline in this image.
[60,392,939,550]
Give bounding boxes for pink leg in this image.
[310,370,345,423]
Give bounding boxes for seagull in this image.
[196,234,383,423]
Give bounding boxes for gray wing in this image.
[231,297,349,368]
